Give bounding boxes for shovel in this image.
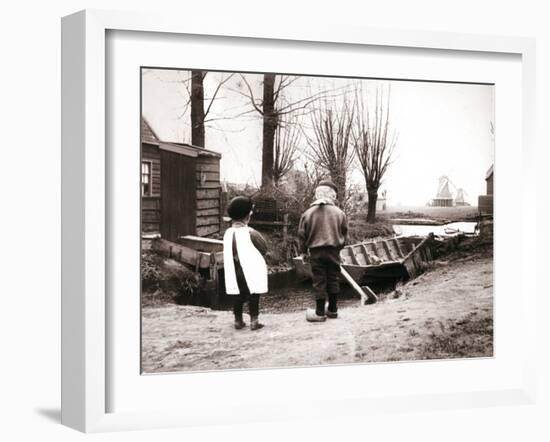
[340,266,378,305]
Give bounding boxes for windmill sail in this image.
[437,181,452,198]
[455,188,465,203]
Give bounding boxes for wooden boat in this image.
[293,234,438,285]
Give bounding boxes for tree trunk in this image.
[367,188,378,223]
[331,169,347,207]
[190,70,205,147]
[261,74,277,189]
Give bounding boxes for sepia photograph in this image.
[140,68,494,374]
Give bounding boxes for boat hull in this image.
[293,234,438,285]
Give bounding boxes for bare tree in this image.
[353,85,398,223]
[190,71,206,147]
[150,70,234,147]
[273,118,302,186]
[305,97,355,206]
[237,74,342,188]
[189,71,235,147]
[261,74,277,187]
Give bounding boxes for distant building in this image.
[376,190,387,211]
[454,188,470,206]
[141,117,222,240]
[485,164,494,195]
[478,165,494,215]
[431,176,454,207]
[430,175,470,207]
[350,189,387,212]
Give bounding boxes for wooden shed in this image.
[141,117,223,241]
[485,164,494,195]
[478,164,494,215]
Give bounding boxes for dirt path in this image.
[142,254,493,373]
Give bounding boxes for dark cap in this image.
[318,180,338,193]
[227,196,253,220]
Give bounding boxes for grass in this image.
[347,215,395,243]
[419,313,493,359]
[383,205,479,222]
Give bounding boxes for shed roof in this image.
[141,117,160,145]
[485,164,494,180]
[141,116,221,159]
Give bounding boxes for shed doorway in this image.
[160,149,197,241]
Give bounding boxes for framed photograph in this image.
[61,9,537,433]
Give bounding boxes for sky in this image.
[142,69,494,206]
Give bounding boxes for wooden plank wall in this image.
[486,175,494,195]
[196,155,221,238]
[142,144,222,238]
[142,197,160,232]
[478,195,493,215]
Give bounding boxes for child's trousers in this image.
[309,246,341,311]
[232,258,261,319]
[233,293,260,319]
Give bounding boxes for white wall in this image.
[0,1,547,441]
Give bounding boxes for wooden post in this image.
[219,190,227,232]
[209,252,220,309]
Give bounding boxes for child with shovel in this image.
[297,180,348,322]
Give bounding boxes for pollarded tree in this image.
[353,85,398,223]
[305,96,355,207]
[272,117,302,186]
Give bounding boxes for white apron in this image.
[223,226,268,295]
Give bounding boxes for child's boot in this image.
[234,320,246,329]
[250,316,264,330]
[234,313,246,330]
[306,299,327,322]
[306,308,326,322]
[326,294,338,319]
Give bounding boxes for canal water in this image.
[393,221,478,237]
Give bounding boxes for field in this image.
[141,240,493,373]
[382,205,479,222]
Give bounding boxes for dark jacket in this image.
[298,202,348,252]
[231,226,268,262]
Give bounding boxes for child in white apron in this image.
[223,196,268,330]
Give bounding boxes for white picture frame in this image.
[61,9,537,433]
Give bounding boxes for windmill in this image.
[454,188,470,206]
[431,175,469,207]
[431,175,454,207]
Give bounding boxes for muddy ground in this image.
[141,242,493,373]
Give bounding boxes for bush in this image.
[346,213,395,244]
[225,182,258,201]
[175,273,202,305]
[255,171,322,229]
[141,252,163,292]
[141,249,203,306]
